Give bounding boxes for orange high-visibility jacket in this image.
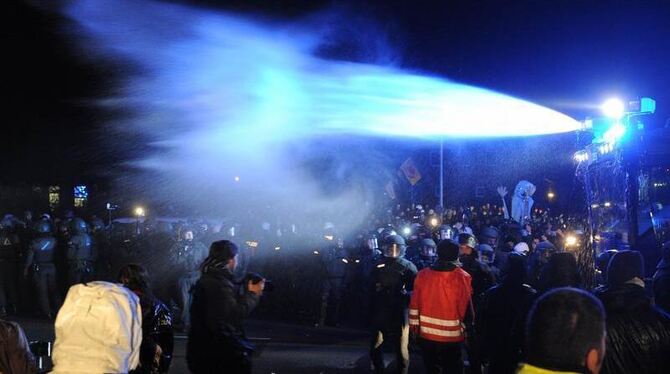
[409,267,472,343]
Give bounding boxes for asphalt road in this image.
[12,317,428,373]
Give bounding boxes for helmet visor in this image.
[383,243,403,258]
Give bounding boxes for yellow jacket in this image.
[517,363,581,374]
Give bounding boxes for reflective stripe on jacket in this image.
[409,267,472,342]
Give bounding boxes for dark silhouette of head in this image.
[525,287,606,374]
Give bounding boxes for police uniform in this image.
[66,218,95,286]
[369,235,417,374]
[24,220,61,318]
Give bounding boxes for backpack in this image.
[51,281,142,373]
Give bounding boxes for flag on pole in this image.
[400,158,422,186]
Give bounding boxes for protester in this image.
[596,250,670,374]
[187,240,265,374]
[118,264,174,374]
[0,319,38,374]
[520,287,606,374]
[51,281,142,373]
[409,239,472,374]
[479,253,536,374]
[536,252,580,294]
[653,241,670,313]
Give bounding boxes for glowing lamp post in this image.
[134,206,145,235]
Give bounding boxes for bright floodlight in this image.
[601,98,625,119]
[402,226,412,236]
[565,235,578,247]
[547,192,555,200]
[134,207,145,217]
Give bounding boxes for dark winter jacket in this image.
[653,258,670,314]
[187,265,259,373]
[130,292,173,374]
[0,319,37,374]
[479,254,536,374]
[370,256,417,328]
[595,283,670,374]
[460,254,496,308]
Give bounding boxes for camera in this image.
[245,272,274,292]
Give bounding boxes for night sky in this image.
[3,0,670,185]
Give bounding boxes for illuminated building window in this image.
[48,186,60,209]
[74,185,88,208]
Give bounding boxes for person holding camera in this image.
[187,240,264,374]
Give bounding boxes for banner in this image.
[400,158,422,186]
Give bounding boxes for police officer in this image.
[0,218,21,316]
[458,233,496,305]
[458,233,496,374]
[318,236,347,327]
[23,220,61,319]
[411,238,437,271]
[66,218,95,286]
[173,227,208,330]
[478,244,500,279]
[436,224,455,241]
[370,235,418,374]
[358,232,382,326]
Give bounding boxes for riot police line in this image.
[0,201,595,373]
[0,201,586,325]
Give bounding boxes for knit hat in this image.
[607,250,644,286]
[437,239,460,261]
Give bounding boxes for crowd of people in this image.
[0,188,669,373]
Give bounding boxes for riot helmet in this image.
[382,234,406,258]
[458,233,478,257]
[0,217,14,233]
[478,244,495,265]
[70,218,89,235]
[458,233,478,249]
[420,238,437,258]
[34,219,53,235]
[377,226,397,241]
[438,225,455,240]
[364,232,378,251]
[89,218,105,233]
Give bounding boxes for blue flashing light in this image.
[602,122,626,144]
[628,97,656,114]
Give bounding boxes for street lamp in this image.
[134,206,145,235]
[547,191,555,200]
